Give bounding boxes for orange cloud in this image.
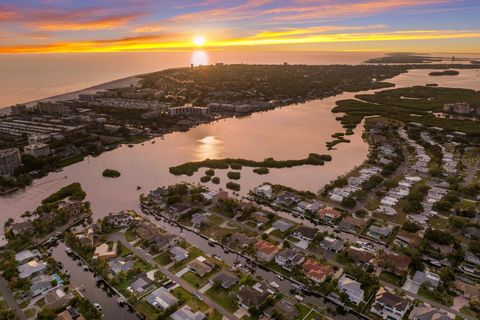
[33,14,139,31]
[1,28,479,53]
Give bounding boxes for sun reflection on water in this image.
[190,50,208,66]
[196,135,221,160]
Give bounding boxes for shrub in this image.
[226,182,240,191]
[253,167,269,175]
[227,171,241,180]
[200,176,211,183]
[211,177,220,184]
[230,163,242,170]
[205,169,215,176]
[102,169,121,178]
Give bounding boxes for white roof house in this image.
[338,274,364,305]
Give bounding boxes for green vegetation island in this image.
[429,70,459,76]
[102,168,121,178]
[333,86,480,135]
[169,153,332,176]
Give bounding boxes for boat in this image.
[65,247,72,254]
[136,186,142,190]
[94,303,102,311]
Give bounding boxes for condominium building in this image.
[24,143,51,158]
[0,148,21,176]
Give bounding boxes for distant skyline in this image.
[0,0,479,53]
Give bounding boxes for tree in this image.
[37,308,56,320]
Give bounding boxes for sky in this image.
[0,0,479,54]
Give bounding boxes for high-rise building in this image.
[0,148,21,176]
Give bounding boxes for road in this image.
[107,232,239,320]
[0,276,27,320]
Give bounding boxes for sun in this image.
[193,35,206,47]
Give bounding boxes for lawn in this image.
[125,228,138,242]
[207,310,223,320]
[132,300,159,320]
[154,252,172,266]
[181,271,209,289]
[379,272,404,287]
[24,308,35,318]
[134,259,154,272]
[171,287,208,312]
[118,242,132,257]
[206,285,238,313]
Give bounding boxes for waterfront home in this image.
[237,284,271,309]
[412,270,440,288]
[227,232,257,249]
[18,259,48,279]
[275,249,305,271]
[75,227,94,247]
[209,271,239,289]
[136,223,179,251]
[168,202,192,219]
[105,211,135,228]
[57,199,85,216]
[188,256,214,277]
[56,308,86,320]
[30,274,53,297]
[274,191,300,207]
[263,298,298,319]
[272,220,293,233]
[191,213,210,229]
[108,257,134,275]
[92,242,117,260]
[376,252,411,277]
[292,226,318,242]
[128,273,155,294]
[146,287,179,310]
[301,259,333,284]
[169,246,189,262]
[370,287,411,320]
[250,211,270,225]
[201,190,229,203]
[346,246,375,268]
[295,201,322,214]
[171,305,205,320]
[409,303,453,320]
[10,221,34,237]
[253,184,274,200]
[254,240,279,262]
[317,207,342,223]
[338,274,364,305]
[15,249,40,264]
[45,287,74,310]
[320,237,344,252]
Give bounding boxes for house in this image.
[169,202,192,218]
[395,231,422,248]
[170,246,189,262]
[10,221,34,237]
[272,220,293,233]
[463,227,480,240]
[209,272,239,289]
[135,223,179,251]
[292,226,318,241]
[370,287,411,320]
[301,259,333,284]
[263,298,298,320]
[57,199,85,216]
[412,271,440,288]
[128,273,155,294]
[237,284,271,309]
[93,242,117,260]
[227,232,257,249]
[56,308,86,320]
[275,191,300,207]
[146,287,179,310]
[320,237,344,252]
[15,250,40,264]
[377,252,411,276]
[105,211,135,227]
[171,305,205,320]
[317,207,342,222]
[45,287,74,309]
[254,184,274,199]
[338,216,366,231]
[250,211,270,224]
[191,213,209,229]
[368,225,393,238]
[188,257,214,277]
[275,249,305,271]
[338,274,364,305]
[346,246,375,267]
[30,274,53,297]
[409,303,453,320]
[108,257,134,275]
[18,259,48,279]
[254,240,279,262]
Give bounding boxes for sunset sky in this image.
[1,0,479,53]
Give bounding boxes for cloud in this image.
[33,14,141,31]
[1,28,479,53]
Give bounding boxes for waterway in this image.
[1,68,479,229]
